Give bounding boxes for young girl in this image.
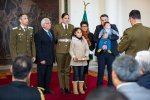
[69,28,90,95]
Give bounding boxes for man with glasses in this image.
[80,21,95,89]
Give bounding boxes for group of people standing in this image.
[8,12,95,95]
[3,9,150,99]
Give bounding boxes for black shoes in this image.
[65,89,72,94]
[61,89,66,95]
[44,90,55,94]
[61,88,72,95]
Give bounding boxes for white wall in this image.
[68,0,104,33]
[67,0,150,36]
[118,0,150,36]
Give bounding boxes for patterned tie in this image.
[48,31,53,40]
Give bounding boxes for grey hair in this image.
[41,18,50,28]
[135,50,150,74]
[112,55,141,82]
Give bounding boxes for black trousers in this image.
[72,66,84,81]
[37,64,53,91]
[84,60,90,75]
[97,51,115,87]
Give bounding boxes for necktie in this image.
[65,24,67,30]
[48,31,53,40]
[24,28,27,31]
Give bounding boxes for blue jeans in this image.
[72,66,84,81]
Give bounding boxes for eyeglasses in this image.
[45,22,51,25]
[81,26,88,27]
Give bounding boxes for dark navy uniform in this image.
[0,81,44,100]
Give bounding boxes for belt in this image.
[58,39,71,42]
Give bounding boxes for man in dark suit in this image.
[0,55,44,100]
[34,18,55,94]
[94,14,119,87]
[118,10,150,57]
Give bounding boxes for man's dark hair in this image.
[100,14,109,19]
[72,27,81,36]
[61,13,69,18]
[86,87,128,100]
[129,10,141,19]
[80,21,89,27]
[12,55,32,79]
[104,21,110,27]
[18,13,28,19]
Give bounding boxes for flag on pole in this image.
[82,1,90,23]
[82,10,88,22]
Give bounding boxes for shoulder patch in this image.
[69,24,74,27]
[126,27,131,30]
[28,26,33,29]
[12,27,18,30]
[125,27,132,32]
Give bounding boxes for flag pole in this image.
[83,1,90,10]
[82,1,90,23]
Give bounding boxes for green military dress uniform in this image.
[54,23,74,91]
[118,23,150,57]
[10,26,35,60]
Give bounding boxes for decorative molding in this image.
[64,0,68,13]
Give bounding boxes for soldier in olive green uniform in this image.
[10,14,35,61]
[118,10,150,57]
[54,13,74,94]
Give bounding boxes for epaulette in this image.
[37,87,45,91]
[125,27,131,32]
[37,87,45,100]
[28,26,33,29]
[12,27,18,30]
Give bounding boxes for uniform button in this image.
[66,34,67,35]
[65,45,67,46]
